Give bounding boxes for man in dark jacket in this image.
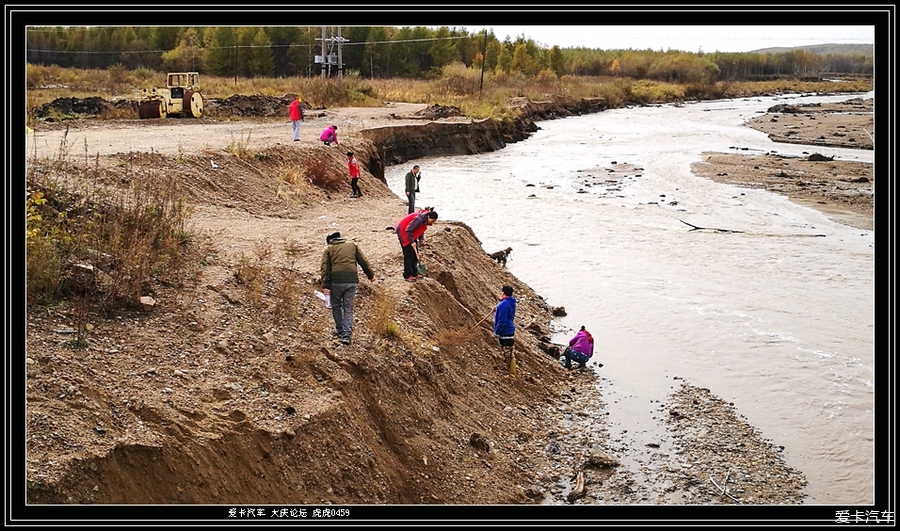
[320,232,375,345]
[404,165,420,214]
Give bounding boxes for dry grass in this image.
[370,290,403,341]
[226,131,254,160]
[434,327,474,354]
[272,266,301,321]
[26,136,199,315]
[26,63,874,127]
[281,238,306,257]
[234,242,273,306]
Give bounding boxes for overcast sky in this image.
[435,26,875,54]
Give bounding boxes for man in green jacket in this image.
[320,232,376,345]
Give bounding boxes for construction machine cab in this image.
[168,72,199,90]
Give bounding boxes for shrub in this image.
[272,267,300,321]
[234,242,272,306]
[434,62,483,96]
[303,155,344,191]
[26,223,63,304]
[26,141,198,312]
[629,80,685,103]
[105,63,128,95]
[226,131,254,160]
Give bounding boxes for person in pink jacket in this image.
[320,124,339,146]
[564,326,598,369]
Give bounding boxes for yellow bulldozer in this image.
[137,72,204,119]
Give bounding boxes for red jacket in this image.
[395,210,431,247]
[289,99,303,121]
[348,156,360,178]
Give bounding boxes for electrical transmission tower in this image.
[315,27,348,82]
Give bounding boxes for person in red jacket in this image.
[394,208,438,282]
[289,95,304,141]
[347,151,362,198]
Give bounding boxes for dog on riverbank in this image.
[488,247,512,267]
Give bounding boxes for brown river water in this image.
[387,92,877,505]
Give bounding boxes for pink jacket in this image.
[569,329,594,357]
[320,126,337,143]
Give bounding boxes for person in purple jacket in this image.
[319,124,339,146]
[564,325,597,369]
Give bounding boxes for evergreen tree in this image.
[484,38,501,72]
[204,27,237,77]
[428,26,458,72]
[392,26,416,77]
[152,27,180,52]
[340,26,369,76]
[247,28,275,77]
[234,27,258,78]
[510,43,540,76]
[410,26,432,75]
[161,28,203,72]
[265,26,302,77]
[364,26,389,78]
[548,45,568,76]
[496,44,511,74]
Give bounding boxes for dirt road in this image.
[27,102,431,160]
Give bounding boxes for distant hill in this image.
[750,43,873,57]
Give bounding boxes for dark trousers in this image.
[328,283,357,340]
[401,243,418,279]
[350,178,361,196]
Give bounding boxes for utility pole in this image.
[316,27,348,81]
[337,26,344,86]
[480,29,487,96]
[320,26,326,80]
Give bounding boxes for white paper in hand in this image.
[314,290,331,308]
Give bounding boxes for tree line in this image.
[26,26,873,83]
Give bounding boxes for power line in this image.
[27,35,475,55]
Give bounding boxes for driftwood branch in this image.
[680,220,744,234]
[710,471,742,503]
[681,219,826,238]
[567,470,585,501]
